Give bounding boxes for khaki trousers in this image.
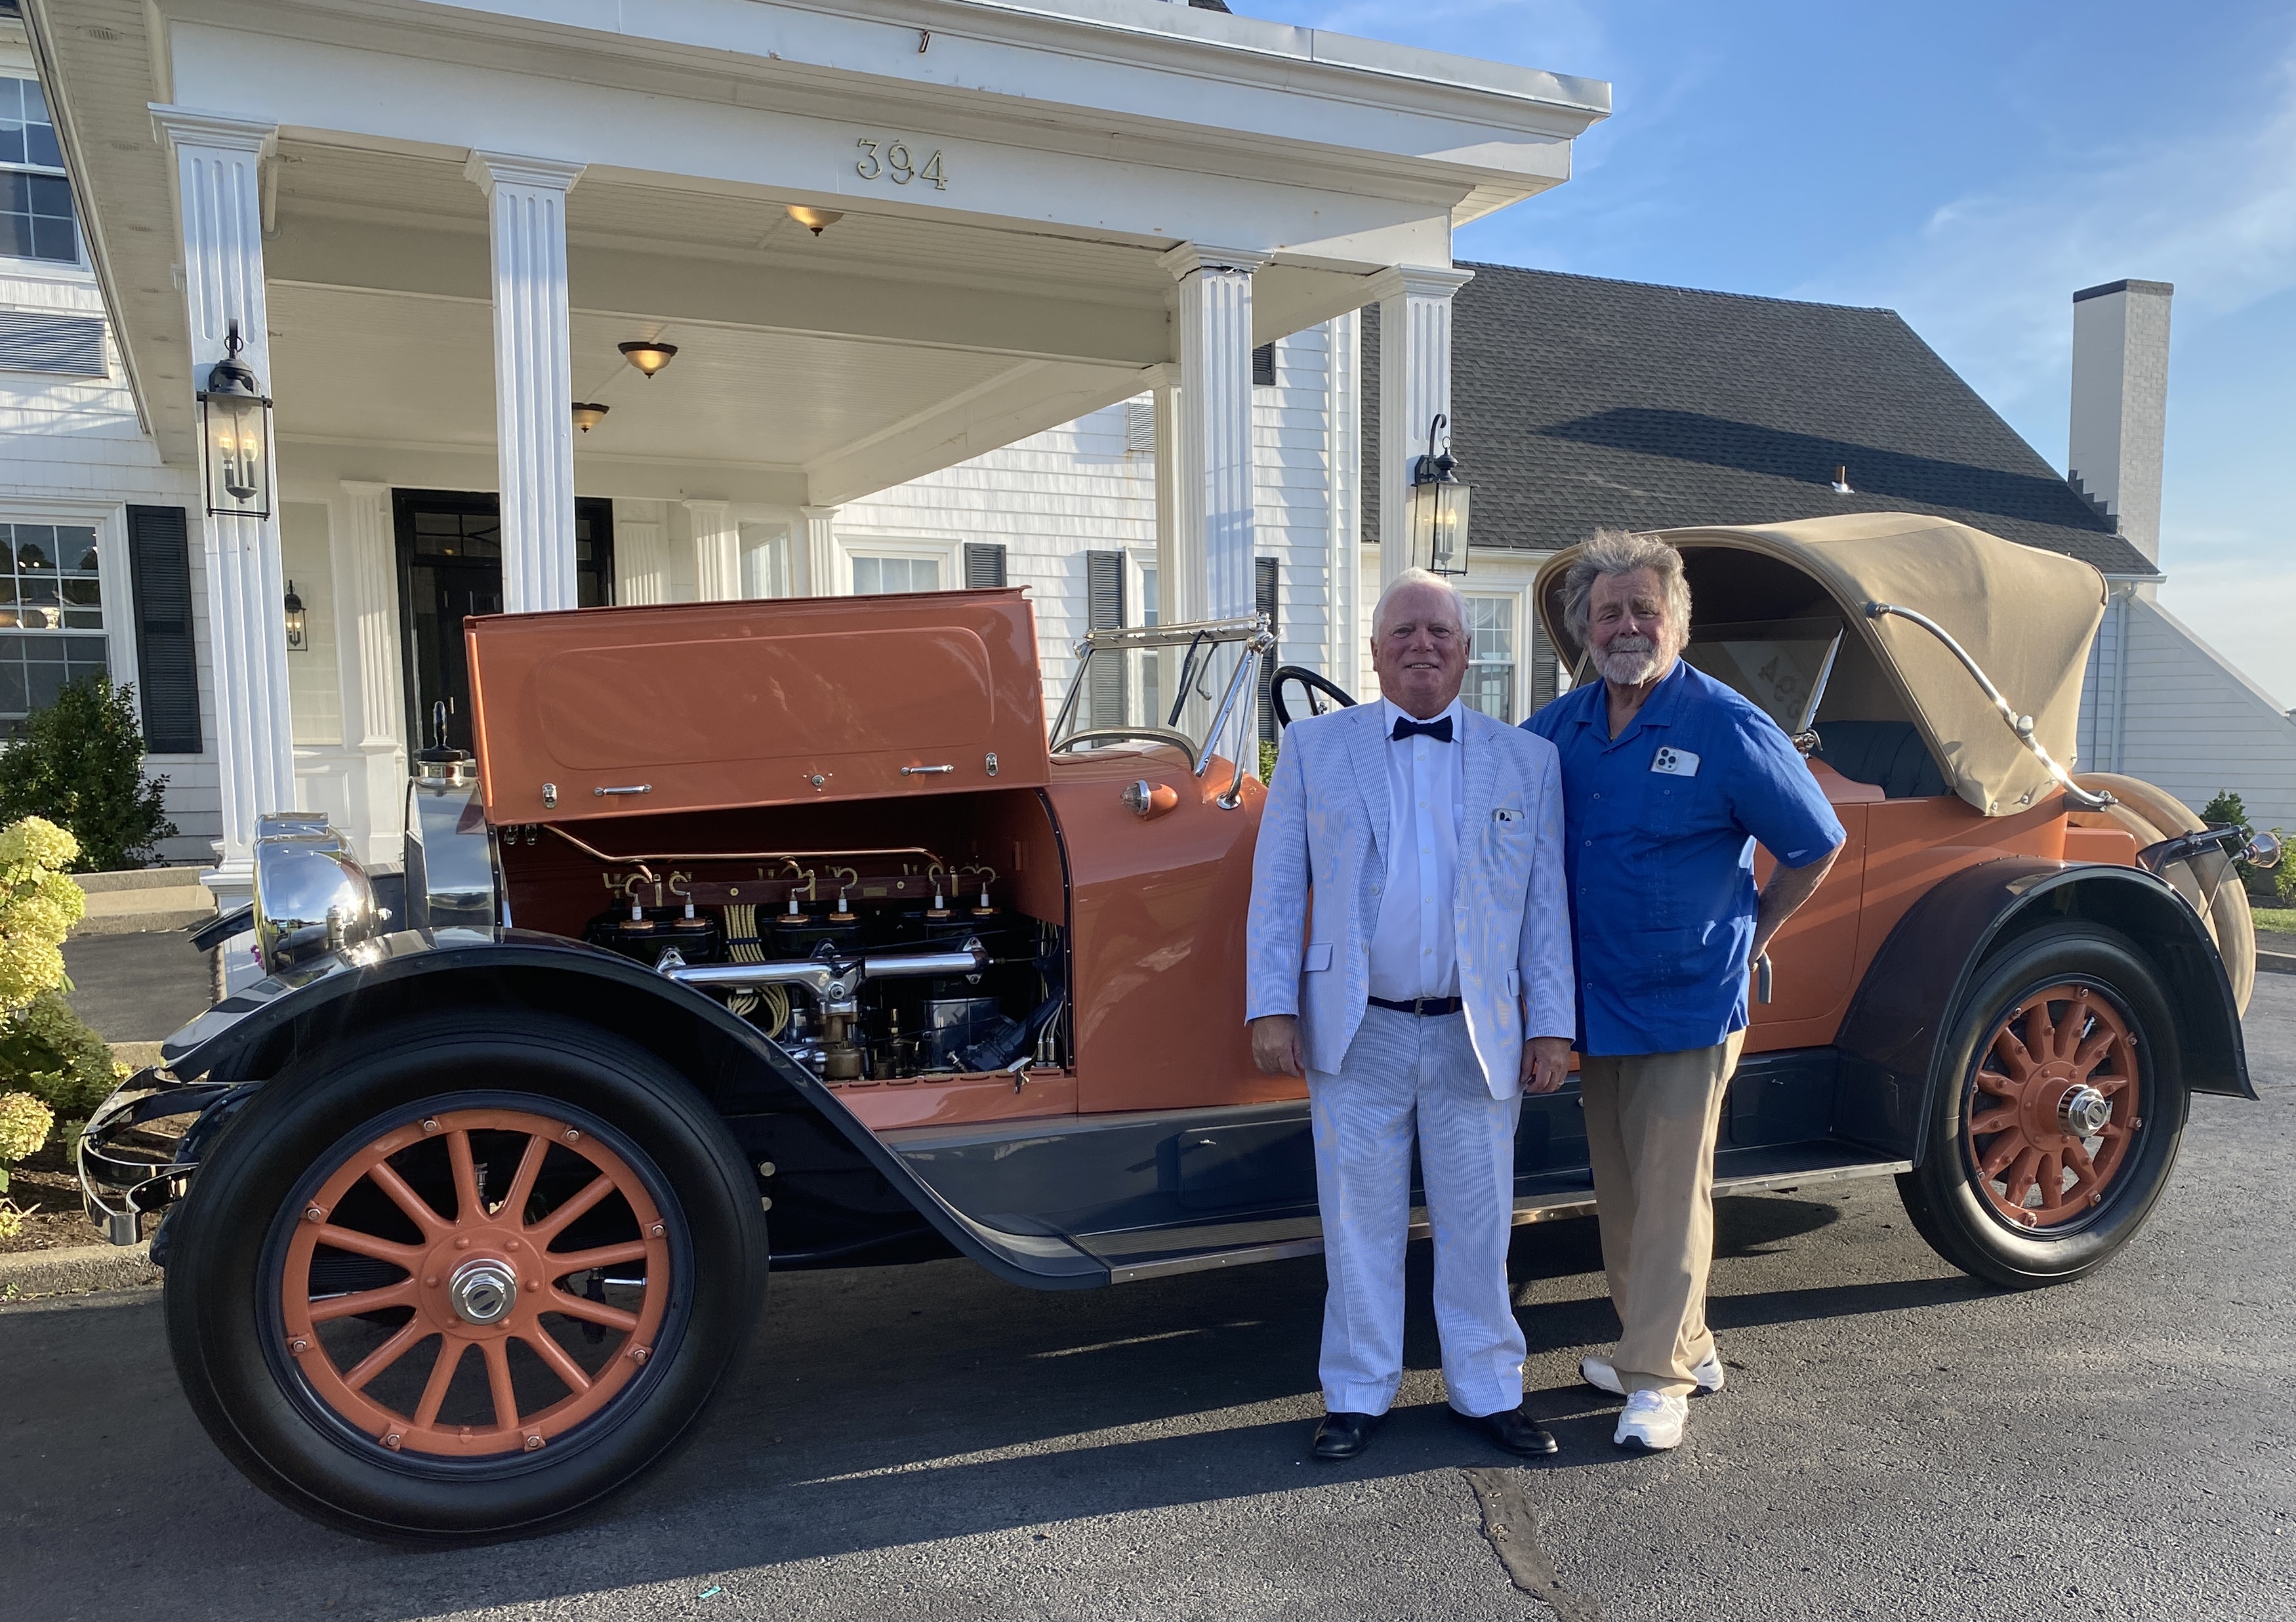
[1578,1030,1746,1398]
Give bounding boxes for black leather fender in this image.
[155,927,1111,1290]
[1833,859,2251,1165]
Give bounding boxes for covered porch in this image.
[29,0,1607,877]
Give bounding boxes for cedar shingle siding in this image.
[1364,264,2152,577]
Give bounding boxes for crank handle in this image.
[1755,952,1774,1005]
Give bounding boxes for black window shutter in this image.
[962,542,1007,589]
[125,504,201,754]
[1251,343,1276,387]
[1255,555,1279,741]
[1085,550,1126,728]
[1529,605,1560,713]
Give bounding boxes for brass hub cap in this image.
[279,1107,671,1459]
[1966,982,2141,1229]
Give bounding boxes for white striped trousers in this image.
[1307,1006,1525,1417]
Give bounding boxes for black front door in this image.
[394,490,615,753]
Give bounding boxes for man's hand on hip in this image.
[1250,1014,1304,1077]
[1522,1035,1572,1094]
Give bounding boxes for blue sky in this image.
[1256,0,2296,701]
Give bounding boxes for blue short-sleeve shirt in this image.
[1525,659,1845,1057]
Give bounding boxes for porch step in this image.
[70,869,215,937]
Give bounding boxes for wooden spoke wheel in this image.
[1964,983,2141,1231]
[163,1016,765,1543]
[1897,924,2187,1291]
[280,1107,672,1460]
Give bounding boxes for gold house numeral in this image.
[856,137,949,190]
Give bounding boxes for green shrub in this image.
[0,988,120,1127]
[0,675,176,871]
[1259,738,1279,783]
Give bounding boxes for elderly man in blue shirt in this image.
[1527,530,1845,1454]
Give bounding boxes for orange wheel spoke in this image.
[2072,1029,2117,1077]
[480,1337,521,1430]
[549,1239,650,1274]
[531,1173,616,1245]
[1990,1029,2036,1081]
[1971,1106,2020,1136]
[342,1320,428,1393]
[448,1130,485,1226]
[2022,1003,2057,1065]
[412,1341,466,1430]
[1975,1067,2020,1100]
[2093,1076,2131,1097]
[1980,1136,2022,1179]
[548,1287,639,1333]
[368,1161,450,1239]
[2038,1152,2064,1204]
[520,1325,595,1394]
[501,1133,549,1221]
[2001,1147,2041,1207]
[315,1225,424,1268]
[2064,1140,2101,1193]
[308,1281,418,1323]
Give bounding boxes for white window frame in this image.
[837,533,961,597]
[1463,587,1524,726]
[0,500,134,723]
[0,73,85,273]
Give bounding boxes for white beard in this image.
[1594,634,1671,686]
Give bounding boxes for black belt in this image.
[1367,995,1464,1017]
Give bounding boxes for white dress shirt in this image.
[1366,696,1467,1002]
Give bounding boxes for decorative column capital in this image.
[800,505,841,524]
[464,150,586,197]
[148,105,276,154]
[1364,264,1475,303]
[1158,242,1273,281]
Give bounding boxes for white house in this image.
[10,0,1609,909]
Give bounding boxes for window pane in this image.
[61,528,98,572]
[61,577,99,607]
[18,80,43,122]
[25,653,66,711]
[1464,665,1513,724]
[30,214,75,262]
[28,175,69,216]
[16,528,54,570]
[0,126,23,169]
[18,575,54,605]
[1469,597,1514,661]
[0,661,22,716]
[26,122,60,171]
[1140,564,1159,628]
[0,214,30,260]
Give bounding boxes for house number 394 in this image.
[855,138,947,190]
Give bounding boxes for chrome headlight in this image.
[253,822,380,974]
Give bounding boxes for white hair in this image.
[1562,529,1692,646]
[1372,568,1469,639]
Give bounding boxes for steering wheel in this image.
[1269,665,1358,730]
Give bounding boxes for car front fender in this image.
[104,928,1110,1289]
[1833,858,2251,1167]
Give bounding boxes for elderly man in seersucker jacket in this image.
[1246,568,1575,1463]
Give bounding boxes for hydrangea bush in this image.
[0,818,123,1161]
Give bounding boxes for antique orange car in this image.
[78,510,2265,1543]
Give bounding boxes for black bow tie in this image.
[1390,715,1454,743]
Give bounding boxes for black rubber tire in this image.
[1896,923,2187,1291]
[163,1014,766,1544]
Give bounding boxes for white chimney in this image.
[2068,278,2173,563]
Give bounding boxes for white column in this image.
[1151,382,1194,624]
[327,482,407,865]
[1371,266,1473,588]
[687,500,740,601]
[1323,310,1363,692]
[465,152,584,613]
[615,501,669,605]
[153,108,293,879]
[800,505,840,596]
[1160,244,1267,624]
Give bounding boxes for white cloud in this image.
[1793,48,2296,450]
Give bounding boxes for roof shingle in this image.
[1363,264,2154,577]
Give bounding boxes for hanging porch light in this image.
[571,402,611,433]
[197,320,273,520]
[1405,412,1471,577]
[618,338,678,377]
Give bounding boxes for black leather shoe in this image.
[1449,1403,1560,1457]
[1311,1411,1383,1460]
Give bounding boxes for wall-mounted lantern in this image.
[1406,413,1471,577]
[283,580,306,652]
[618,339,678,377]
[571,402,611,433]
[198,320,272,520]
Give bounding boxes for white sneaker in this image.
[1580,1348,1726,1398]
[1614,1389,1689,1452]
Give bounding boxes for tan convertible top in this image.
[1533,511,2109,816]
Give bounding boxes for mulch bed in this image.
[3,1136,154,1253]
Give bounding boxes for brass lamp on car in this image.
[1406,412,1471,576]
[197,321,272,520]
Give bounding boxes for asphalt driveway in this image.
[7,984,2293,1621]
